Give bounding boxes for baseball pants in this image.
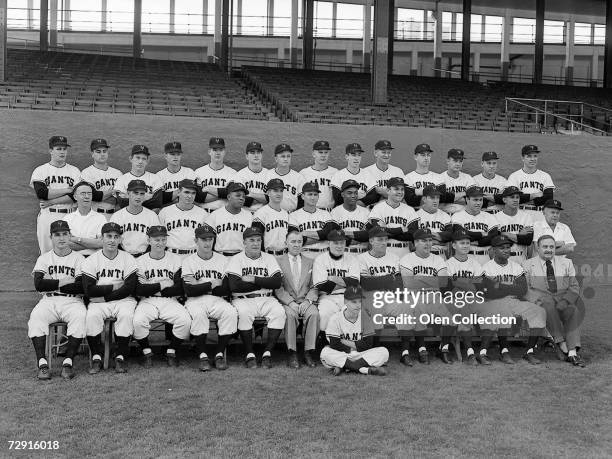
[320,346,389,369]
[481,298,546,329]
[28,296,87,338]
[133,297,192,340]
[86,297,137,337]
[185,295,238,336]
[37,208,72,254]
[537,295,581,349]
[233,296,286,331]
[318,294,345,332]
[284,302,319,351]
[469,300,514,331]
[411,296,460,332]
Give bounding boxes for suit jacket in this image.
[523,255,580,305]
[275,253,318,306]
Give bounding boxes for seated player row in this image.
[28,217,584,381]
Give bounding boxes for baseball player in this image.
[368,177,419,259]
[495,186,534,264]
[331,143,379,207]
[133,225,191,368]
[206,182,254,256]
[62,181,106,256]
[226,227,285,368]
[158,179,207,259]
[80,138,121,220]
[400,228,455,364]
[451,186,499,265]
[182,224,237,371]
[29,220,86,380]
[481,235,547,365]
[312,229,360,332]
[288,181,339,260]
[416,185,453,259]
[235,141,269,212]
[252,178,289,255]
[109,180,161,257]
[403,143,445,209]
[473,151,507,214]
[194,137,238,213]
[30,135,81,253]
[299,140,338,211]
[83,222,138,374]
[113,145,163,210]
[363,140,404,203]
[267,143,305,212]
[506,145,555,222]
[532,199,576,257]
[438,148,476,215]
[320,285,389,376]
[330,179,370,254]
[156,141,197,207]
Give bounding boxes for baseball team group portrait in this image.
[2,0,612,457]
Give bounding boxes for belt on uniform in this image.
[168,248,196,255]
[520,204,543,211]
[430,247,445,254]
[388,242,409,248]
[346,247,365,253]
[45,292,76,297]
[234,292,272,299]
[49,208,70,213]
[510,251,522,256]
[96,208,115,214]
[468,249,489,255]
[221,250,241,256]
[303,247,327,252]
[266,248,287,256]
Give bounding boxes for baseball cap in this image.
[313,140,331,151]
[327,229,347,242]
[345,143,364,154]
[49,135,70,148]
[413,228,434,240]
[375,140,394,150]
[387,177,405,188]
[147,225,167,238]
[491,235,513,247]
[465,186,484,198]
[501,186,521,198]
[72,181,95,193]
[101,222,123,235]
[274,143,293,155]
[195,224,216,239]
[344,285,364,300]
[341,179,360,192]
[543,199,563,210]
[246,141,263,153]
[127,179,147,192]
[414,143,433,155]
[302,181,320,193]
[179,178,198,190]
[164,141,182,154]
[482,151,499,161]
[226,182,248,195]
[447,148,465,160]
[90,138,109,150]
[267,178,285,191]
[209,137,225,148]
[50,220,70,234]
[452,228,471,241]
[521,145,540,156]
[131,144,150,156]
[422,185,441,197]
[368,226,388,239]
[243,227,263,240]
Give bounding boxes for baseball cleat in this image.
[437,349,453,364]
[167,354,178,368]
[261,355,273,369]
[245,356,257,369]
[61,364,75,380]
[466,354,479,366]
[143,354,153,369]
[199,357,211,372]
[114,357,127,373]
[89,359,102,375]
[418,350,430,365]
[477,354,492,365]
[331,367,343,376]
[37,364,51,380]
[214,355,228,371]
[499,352,515,365]
[367,367,387,376]
[399,354,413,367]
[287,352,300,369]
[304,352,317,368]
[522,352,541,365]
[567,354,586,368]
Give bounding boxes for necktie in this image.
[292,256,301,288]
[545,260,557,294]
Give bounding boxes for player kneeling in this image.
[321,286,389,376]
[29,220,87,380]
[133,226,192,368]
[182,225,237,371]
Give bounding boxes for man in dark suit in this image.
[523,235,585,367]
[275,230,320,368]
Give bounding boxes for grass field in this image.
[2,110,612,457]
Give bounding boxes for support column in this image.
[0,0,6,82]
[133,0,142,60]
[604,0,612,88]
[533,0,544,84]
[101,0,107,32]
[169,0,175,34]
[473,51,480,81]
[388,0,394,74]
[302,0,314,70]
[565,17,574,85]
[500,9,511,81]
[433,4,442,77]
[289,0,298,67]
[592,49,600,85]
[331,1,337,38]
[202,0,208,34]
[410,49,418,75]
[27,0,33,29]
[220,0,229,71]
[345,44,353,71]
[371,0,390,104]
[214,0,222,61]
[63,0,70,31]
[461,0,471,80]
[451,12,457,40]
[236,0,242,35]
[267,0,273,35]
[362,0,371,72]
[40,0,48,52]
[277,46,284,67]
[49,0,57,48]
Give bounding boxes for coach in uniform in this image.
[80,138,120,220]
[299,140,338,211]
[252,178,290,256]
[194,137,238,213]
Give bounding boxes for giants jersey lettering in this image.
[224,251,281,295]
[80,165,121,211]
[181,252,227,288]
[325,308,374,350]
[473,173,507,196]
[416,208,451,232]
[299,165,338,210]
[158,204,208,250]
[253,205,289,251]
[439,171,476,202]
[289,208,335,251]
[495,210,533,249]
[32,250,85,295]
[359,252,400,278]
[194,164,238,212]
[109,207,160,255]
[267,169,305,212]
[482,259,525,286]
[136,252,182,293]
[400,252,446,291]
[446,256,484,280]
[30,163,81,210]
[451,210,498,237]
[114,171,163,200]
[403,171,443,191]
[81,250,137,287]
[331,205,369,250]
[369,201,419,230]
[156,166,196,192]
[363,163,405,193]
[206,207,253,252]
[331,168,370,200]
[506,169,555,195]
[235,166,269,200]
[312,252,360,294]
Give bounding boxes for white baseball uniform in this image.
[194,164,238,213]
[416,208,452,258]
[299,165,338,211]
[80,164,121,218]
[363,163,405,203]
[445,256,484,330]
[206,206,253,254]
[158,204,208,257]
[495,210,534,264]
[438,171,476,215]
[62,209,107,256]
[404,170,443,201]
[331,205,369,254]
[288,208,335,259]
[330,168,370,201]
[253,205,289,253]
[114,171,163,202]
[109,207,161,256]
[235,166,269,212]
[473,173,507,214]
[156,166,196,207]
[451,210,499,265]
[506,169,555,221]
[267,169,305,212]
[368,201,419,258]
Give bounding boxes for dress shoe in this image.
[367,367,387,376]
[262,355,272,369]
[567,354,586,368]
[466,354,478,366]
[114,357,127,373]
[523,352,541,365]
[499,352,514,365]
[215,355,228,370]
[304,351,317,368]
[37,364,51,380]
[438,349,453,364]
[89,359,102,374]
[400,354,413,367]
[418,350,430,365]
[245,356,257,369]
[199,357,211,372]
[143,354,153,369]
[61,364,75,380]
[477,354,493,365]
[287,352,300,369]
